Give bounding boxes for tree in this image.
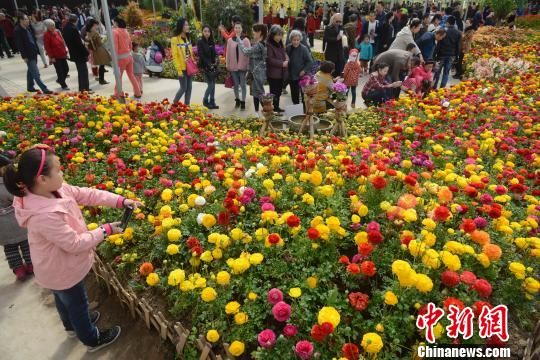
[124,2,144,28]
[484,0,524,20]
[203,0,254,42]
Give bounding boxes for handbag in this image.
[186,57,199,76]
[206,65,220,79]
[225,73,234,88]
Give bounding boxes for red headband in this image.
[36,149,46,178]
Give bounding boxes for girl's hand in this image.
[123,199,144,209]
[107,222,124,235]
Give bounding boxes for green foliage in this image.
[123,2,144,29]
[141,0,164,12]
[484,0,518,19]
[203,0,254,42]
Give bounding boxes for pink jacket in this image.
[226,37,250,72]
[408,65,433,89]
[113,28,132,57]
[13,183,124,290]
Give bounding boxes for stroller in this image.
[145,41,165,77]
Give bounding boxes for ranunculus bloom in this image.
[433,205,451,221]
[295,340,314,359]
[310,324,326,342]
[319,322,334,335]
[307,227,320,239]
[342,342,360,360]
[361,261,376,277]
[460,271,477,285]
[272,301,292,322]
[441,270,460,288]
[257,329,276,349]
[358,242,374,256]
[287,215,301,228]
[473,279,493,297]
[283,324,298,337]
[371,176,387,190]
[347,263,361,274]
[348,292,369,311]
[367,230,383,244]
[443,296,465,311]
[267,288,283,304]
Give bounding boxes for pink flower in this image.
[460,271,477,285]
[272,301,292,322]
[258,329,276,348]
[261,203,275,211]
[366,221,380,232]
[283,324,298,337]
[295,340,314,359]
[267,288,283,304]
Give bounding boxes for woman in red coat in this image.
[43,18,69,90]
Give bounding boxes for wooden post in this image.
[298,84,317,139]
[330,100,348,137]
[260,99,274,136]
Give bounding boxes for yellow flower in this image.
[200,250,214,262]
[167,228,182,242]
[230,257,251,274]
[524,277,539,294]
[384,291,398,305]
[361,332,383,354]
[146,273,160,286]
[225,301,241,315]
[216,271,231,285]
[307,276,318,289]
[248,292,258,301]
[161,189,173,202]
[201,287,217,302]
[302,193,315,205]
[161,217,175,229]
[206,329,220,343]
[415,274,433,292]
[229,341,245,357]
[310,170,323,186]
[202,214,216,228]
[289,287,302,298]
[509,262,526,279]
[167,269,185,286]
[87,223,98,230]
[375,323,384,332]
[318,306,340,328]
[180,280,195,292]
[166,244,179,255]
[249,253,264,265]
[234,312,248,325]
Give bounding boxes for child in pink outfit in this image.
[113,17,142,98]
[5,145,142,352]
[402,60,434,96]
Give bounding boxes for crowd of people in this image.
[0,1,528,110]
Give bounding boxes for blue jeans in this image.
[433,56,454,88]
[348,86,357,104]
[26,57,49,91]
[203,72,216,104]
[231,70,247,101]
[173,71,192,104]
[53,280,98,346]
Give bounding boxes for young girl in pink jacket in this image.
[3,145,142,353]
[402,60,434,96]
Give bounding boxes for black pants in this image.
[290,79,305,105]
[6,36,17,53]
[363,89,391,106]
[308,32,315,47]
[333,58,344,77]
[0,32,12,57]
[455,52,465,77]
[4,240,31,270]
[268,77,283,109]
[53,58,69,88]
[75,61,89,91]
[253,97,260,111]
[98,65,106,82]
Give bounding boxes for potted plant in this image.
[299,74,318,96]
[330,81,348,112]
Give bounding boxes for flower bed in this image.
[0,30,539,360]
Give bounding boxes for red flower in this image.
[367,230,383,244]
[473,279,492,298]
[360,261,376,277]
[347,263,361,275]
[286,215,301,228]
[310,324,326,342]
[348,292,369,311]
[339,255,350,264]
[443,297,465,311]
[268,233,281,244]
[488,205,502,219]
[460,271,477,285]
[460,219,477,233]
[341,343,360,360]
[307,228,320,240]
[217,211,230,226]
[371,176,387,190]
[151,165,162,175]
[320,322,334,335]
[441,270,460,288]
[358,242,373,256]
[404,175,417,186]
[433,205,451,221]
[472,301,493,317]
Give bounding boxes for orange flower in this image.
[438,187,453,204]
[470,230,490,246]
[482,244,502,261]
[139,262,154,276]
[397,194,417,209]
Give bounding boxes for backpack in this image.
[154,50,163,64]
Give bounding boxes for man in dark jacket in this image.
[433,15,461,88]
[13,14,52,94]
[416,28,446,61]
[63,14,90,92]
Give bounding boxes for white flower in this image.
[196,213,205,225]
[239,186,246,195]
[245,169,255,178]
[256,163,264,169]
[194,196,206,206]
[325,145,333,152]
[0,131,6,137]
[482,88,489,94]
[442,101,450,108]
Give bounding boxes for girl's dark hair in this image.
[174,18,188,36]
[409,18,421,28]
[252,23,268,41]
[410,57,421,67]
[374,62,389,71]
[132,41,139,49]
[85,18,98,33]
[293,17,305,31]
[114,16,126,28]
[319,60,335,74]
[385,12,394,23]
[201,24,214,43]
[0,152,13,168]
[431,14,442,23]
[3,148,54,197]
[231,15,242,24]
